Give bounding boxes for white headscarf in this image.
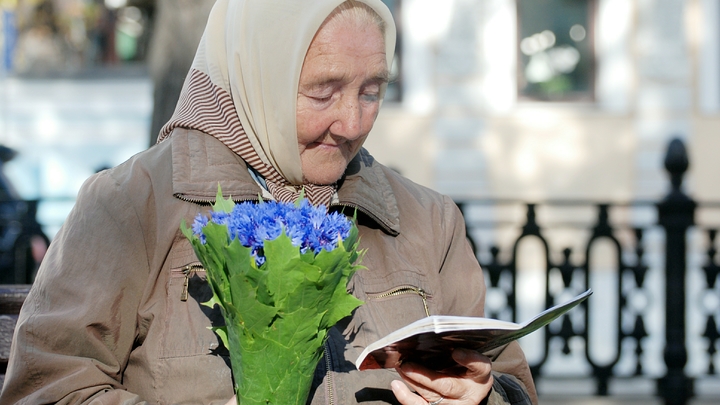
[158,0,396,205]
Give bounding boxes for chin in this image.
[303,171,344,185]
[302,165,348,185]
[301,157,350,185]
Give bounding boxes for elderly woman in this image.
[0,1,536,404]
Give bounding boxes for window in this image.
[517,0,595,101]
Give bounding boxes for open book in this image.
[356,289,593,371]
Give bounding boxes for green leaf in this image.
[343,223,359,253]
[265,308,324,349]
[263,234,307,307]
[322,278,364,329]
[180,218,194,241]
[235,333,318,404]
[200,224,232,306]
[227,273,279,334]
[233,307,325,405]
[294,188,306,208]
[314,248,364,327]
[223,239,275,307]
[212,184,235,213]
[223,238,252,279]
[202,292,222,309]
[299,250,315,264]
[209,326,230,350]
[283,270,327,311]
[201,223,229,262]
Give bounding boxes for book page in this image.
[356,289,592,371]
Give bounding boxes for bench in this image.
[0,284,31,389]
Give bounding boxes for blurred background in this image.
[1,0,720,403]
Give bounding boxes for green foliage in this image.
[184,191,364,404]
[213,184,236,213]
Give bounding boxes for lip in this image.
[308,142,344,151]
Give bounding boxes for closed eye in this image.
[361,92,379,103]
[312,95,332,102]
[360,82,381,103]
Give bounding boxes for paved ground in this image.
[539,397,717,405]
[536,377,720,404]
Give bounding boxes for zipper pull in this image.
[180,266,191,301]
[418,288,430,317]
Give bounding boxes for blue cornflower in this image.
[191,213,209,244]
[191,199,353,266]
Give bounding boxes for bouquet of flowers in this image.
[182,188,364,405]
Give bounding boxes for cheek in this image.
[296,110,329,147]
[362,103,380,128]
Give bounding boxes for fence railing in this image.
[456,138,720,404]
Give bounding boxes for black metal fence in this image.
[457,138,720,404]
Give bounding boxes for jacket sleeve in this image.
[0,171,151,405]
[436,197,538,405]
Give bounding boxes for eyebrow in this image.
[370,69,391,84]
[303,69,390,90]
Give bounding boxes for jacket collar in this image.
[336,149,400,236]
[170,129,400,235]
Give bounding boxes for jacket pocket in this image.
[160,261,226,359]
[347,269,433,350]
[366,285,432,317]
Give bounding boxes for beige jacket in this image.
[0,129,537,405]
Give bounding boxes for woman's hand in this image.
[391,348,493,405]
[224,396,236,405]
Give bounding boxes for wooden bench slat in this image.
[0,285,31,316]
[0,284,30,389]
[0,315,18,374]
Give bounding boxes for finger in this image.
[396,363,454,400]
[397,358,493,403]
[451,349,492,381]
[391,380,428,405]
[395,363,438,389]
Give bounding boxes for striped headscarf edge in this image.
[156,69,336,206]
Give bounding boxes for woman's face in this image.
[296,15,388,185]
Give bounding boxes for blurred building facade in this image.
[1,0,152,73]
[3,0,717,208]
[365,0,720,206]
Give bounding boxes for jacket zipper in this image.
[174,193,256,205]
[367,286,431,317]
[179,264,205,301]
[174,193,215,205]
[324,340,335,405]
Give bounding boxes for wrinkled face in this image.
[296,15,388,185]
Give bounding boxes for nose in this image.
[330,95,364,140]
